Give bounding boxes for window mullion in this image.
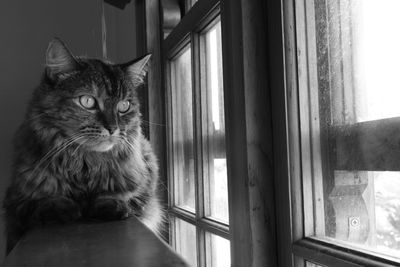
[197,227,207,267]
[192,32,204,221]
[192,30,207,267]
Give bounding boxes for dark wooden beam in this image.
[333,117,400,171]
[3,218,189,267]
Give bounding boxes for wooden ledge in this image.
[3,217,189,267]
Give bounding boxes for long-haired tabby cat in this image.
[3,38,162,253]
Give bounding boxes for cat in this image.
[2,38,163,253]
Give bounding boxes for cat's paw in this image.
[88,198,131,221]
[34,197,81,224]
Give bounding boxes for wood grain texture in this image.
[221,0,277,266]
[145,0,169,234]
[3,218,189,267]
[240,0,277,266]
[220,0,252,266]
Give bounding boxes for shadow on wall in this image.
[0,0,137,263]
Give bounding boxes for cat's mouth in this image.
[79,136,119,152]
[91,140,116,152]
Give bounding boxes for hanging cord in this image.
[101,0,108,59]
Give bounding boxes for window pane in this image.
[206,233,230,267]
[174,218,197,267]
[170,47,196,212]
[374,172,400,255]
[201,20,229,224]
[300,0,400,261]
[352,0,400,122]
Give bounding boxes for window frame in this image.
[164,1,229,266]
[143,0,278,265]
[270,0,400,266]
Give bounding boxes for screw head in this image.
[349,217,360,227]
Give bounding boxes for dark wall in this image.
[0,0,137,262]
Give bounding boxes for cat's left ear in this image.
[46,38,79,80]
[121,54,152,87]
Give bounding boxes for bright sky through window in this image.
[355,0,400,122]
[209,26,220,131]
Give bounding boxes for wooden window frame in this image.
[270,0,400,266]
[143,0,277,266]
[164,2,229,266]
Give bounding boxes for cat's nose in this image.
[107,127,120,135]
[103,126,119,135]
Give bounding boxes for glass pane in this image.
[170,47,196,212]
[352,0,400,122]
[300,0,400,261]
[374,172,400,255]
[201,20,229,224]
[174,218,197,267]
[206,233,230,267]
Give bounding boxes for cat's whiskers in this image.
[72,140,86,155]
[119,137,170,196]
[27,133,87,183]
[120,136,149,166]
[157,180,170,199]
[26,134,90,197]
[141,120,165,127]
[31,131,100,179]
[70,132,100,155]
[29,133,83,176]
[42,136,86,166]
[121,137,139,156]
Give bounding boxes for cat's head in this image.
[29,38,151,152]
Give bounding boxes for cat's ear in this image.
[45,38,79,80]
[121,54,152,87]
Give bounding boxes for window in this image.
[164,2,230,266]
[275,0,400,266]
[145,0,278,265]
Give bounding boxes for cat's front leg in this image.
[87,197,132,221]
[31,197,82,224]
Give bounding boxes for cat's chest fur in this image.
[72,151,145,190]
[19,138,149,199]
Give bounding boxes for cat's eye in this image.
[79,95,96,109]
[117,100,130,113]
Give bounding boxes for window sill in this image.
[293,237,400,267]
[3,217,189,267]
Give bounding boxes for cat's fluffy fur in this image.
[3,38,162,253]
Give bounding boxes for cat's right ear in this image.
[45,38,79,80]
